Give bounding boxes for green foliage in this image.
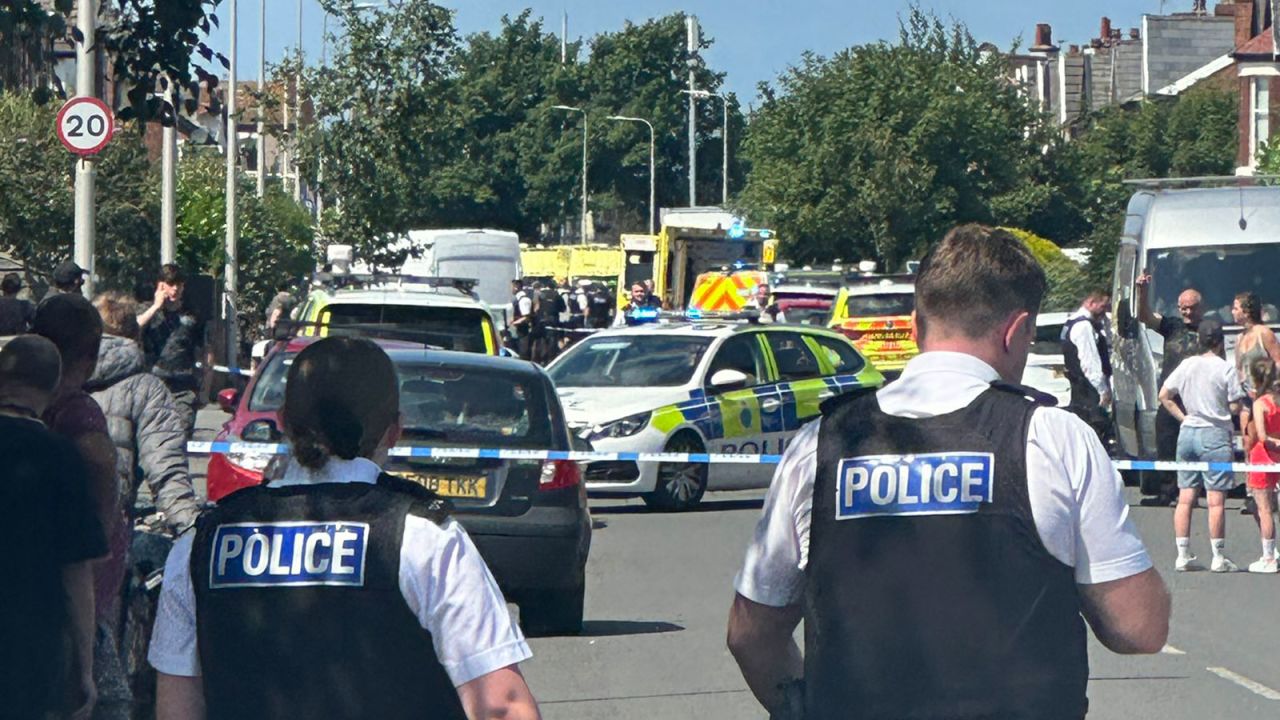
[1000,227,1088,313]
[1257,141,1280,177]
[296,3,742,256]
[175,154,315,327]
[738,8,1063,270]
[0,90,159,291]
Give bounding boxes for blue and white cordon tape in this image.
[195,362,254,378]
[185,441,1280,473]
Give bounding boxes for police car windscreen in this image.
[548,336,714,387]
[845,293,914,318]
[321,304,489,353]
[1146,245,1280,326]
[395,364,552,448]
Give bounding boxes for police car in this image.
[828,277,919,376]
[546,321,884,510]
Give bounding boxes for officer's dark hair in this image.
[159,263,185,286]
[1082,289,1110,304]
[282,337,399,470]
[32,293,103,367]
[914,224,1046,341]
[1,272,20,295]
[1236,291,1263,325]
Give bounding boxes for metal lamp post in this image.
[605,115,655,235]
[683,89,729,206]
[552,105,589,244]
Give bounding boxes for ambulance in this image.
[828,275,919,376]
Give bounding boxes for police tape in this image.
[185,441,1280,473]
[195,362,254,377]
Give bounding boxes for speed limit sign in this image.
[55,97,114,156]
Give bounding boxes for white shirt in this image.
[515,292,533,317]
[148,457,531,687]
[1066,307,1109,396]
[575,290,590,313]
[1161,353,1243,430]
[734,351,1153,608]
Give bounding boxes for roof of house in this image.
[1234,27,1276,58]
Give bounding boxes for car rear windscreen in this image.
[321,304,488,353]
[845,293,915,318]
[396,363,553,448]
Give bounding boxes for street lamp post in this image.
[683,89,729,206]
[256,0,266,198]
[552,105,589,244]
[225,0,239,366]
[606,115,655,235]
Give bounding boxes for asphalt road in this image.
[189,409,1280,718]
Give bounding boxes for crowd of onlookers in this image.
[2,262,203,719]
[1063,275,1280,577]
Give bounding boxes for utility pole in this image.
[686,15,699,208]
[74,0,97,297]
[225,0,240,365]
[294,0,304,204]
[552,105,588,244]
[161,80,177,264]
[256,0,266,198]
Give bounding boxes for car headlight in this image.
[588,412,651,441]
[225,452,273,474]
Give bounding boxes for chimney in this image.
[1100,17,1112,42]
[1232,1,1255,49]
[1129,28,1140,40]
[1033,23,1055,50]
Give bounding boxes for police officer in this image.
[148,338,540,720]
[1062,289,1113,442]
[613,282,655,328]
[509,279,534,360]
[586,282,614,329]
[727,225,1169,720]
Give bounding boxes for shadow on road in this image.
[591,498,764,515]
[577,620,685,637]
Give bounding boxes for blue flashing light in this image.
[630,307,661,324]
[686,307,704,320]
[760,229,772,239]
[732,259,747,270]
[727,220,746,240]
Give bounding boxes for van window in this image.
[1146,245,1280,326]
[320,304,489,353]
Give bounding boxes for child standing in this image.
[1247,357,1280,573]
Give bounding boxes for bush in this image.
[1001,227,1088,313]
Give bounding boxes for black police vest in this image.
[1062,315,1112,405]
[191,475,468,720]
[806,385,1089,720]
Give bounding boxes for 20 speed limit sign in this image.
[56,97,114,156]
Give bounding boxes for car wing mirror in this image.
[709,368,750,392]
[217,388,239,414]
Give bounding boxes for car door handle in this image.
[818,390,834,400]
[761,398,782,412]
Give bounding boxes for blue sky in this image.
[207,1,1173,102]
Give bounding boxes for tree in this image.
[738,9,1061,270]
[0,90,159,291]
[1001,227,1088,312]
[175,153,315,328]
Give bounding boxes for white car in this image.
[1021,311,1071,407]
[545,321,884,510]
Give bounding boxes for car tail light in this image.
[538,460,581,491]
[840,327,865,342]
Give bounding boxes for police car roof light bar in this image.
[272,319,447,348]
[312,272,480,298]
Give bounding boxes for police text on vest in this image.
[210,522,369,588]
[835,453,994,520]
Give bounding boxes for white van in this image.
[1110,184,1280,471]
[392,229,522,327]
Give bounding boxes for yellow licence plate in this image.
[402,474,487,499]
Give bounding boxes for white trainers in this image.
[1248,556,1279,574]
[1175,554,1198,572]
[1210,556,1239,573]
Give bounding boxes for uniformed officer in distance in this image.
[149,337,540,720]
[727,225,1170,720]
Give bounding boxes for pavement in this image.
[189,408,1280,717]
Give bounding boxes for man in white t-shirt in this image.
[726,225,1169,720]
[1159,318,1245,573]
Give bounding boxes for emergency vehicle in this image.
[688,269,770,313]
[615,208,779,311]
[520,244,623,287]
[828,275,919,375]
[546,320,883,510]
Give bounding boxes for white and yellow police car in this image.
[546,320,885,510]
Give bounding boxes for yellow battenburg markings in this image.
[719,392,761,439]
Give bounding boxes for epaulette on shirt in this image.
[377,472,454,524]
[988,380,1058,407]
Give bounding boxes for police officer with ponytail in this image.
[727,225,1170,720]
[149,337,540,720]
